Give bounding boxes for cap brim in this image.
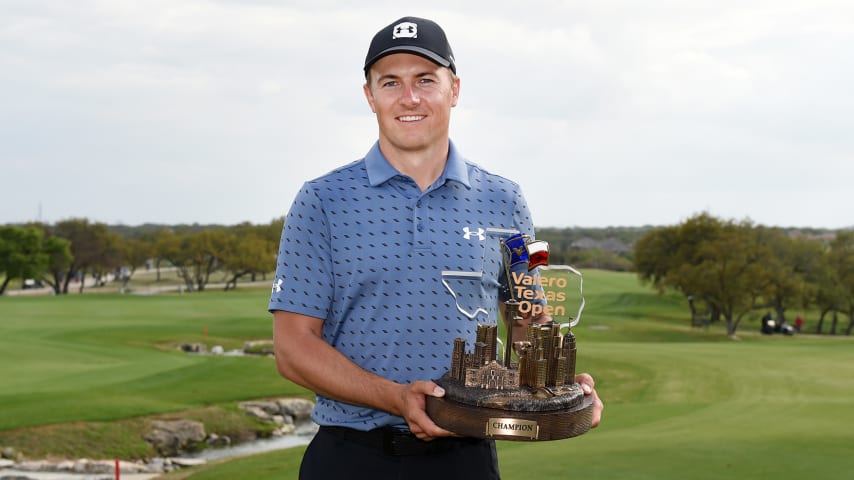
[364,46,452,73]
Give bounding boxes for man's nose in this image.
[400,85,420,105]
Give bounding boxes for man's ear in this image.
[450,76,461,107]
[363,83,377,113]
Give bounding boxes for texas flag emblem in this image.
[526,240,550,271]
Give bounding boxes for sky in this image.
[1,0,852,229]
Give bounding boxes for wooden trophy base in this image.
[425,381,594,441]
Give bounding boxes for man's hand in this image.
[397,380,454,441]
[575,372,603,428]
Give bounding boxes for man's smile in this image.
[398,115,425,122]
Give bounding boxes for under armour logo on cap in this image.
[393,22,417,39]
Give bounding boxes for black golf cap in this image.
[364,16,456,76]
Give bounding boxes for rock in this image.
[271,415,290,425]
[16,460,52,471]
[116,460,150,474]
[274,423,296,435]
[242,405,272,422]
[239,400,280,416]
[144,419,207,457]
[146,457,167,470]
[277,398,314,420]
[206,433,231,448]
[180,343,206,353]
[0,458,15,468]
[228,429,258,444]
[72,459,90,472]
[65,459,114,474]
[1,446,20,460]
[170,457,207,467]
[243,340,274,356]
[210,345,224,355]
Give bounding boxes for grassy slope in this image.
[0,288,308,431]
[3,272,853,479]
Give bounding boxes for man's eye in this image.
[382,81,398,88]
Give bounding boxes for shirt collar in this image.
[365,140,471,189]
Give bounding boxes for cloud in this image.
[1,0,852,228]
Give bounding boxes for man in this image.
[270,16,603,479]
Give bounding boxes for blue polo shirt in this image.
[268,140,536,430]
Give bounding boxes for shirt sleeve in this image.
[268,182,335,319]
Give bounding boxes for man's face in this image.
[364,53,460,155]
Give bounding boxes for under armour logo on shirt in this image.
[272,278,283,293]
[462,227,485,241]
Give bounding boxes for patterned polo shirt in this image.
[268,140,536,430]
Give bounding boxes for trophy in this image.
[425,229,594,441]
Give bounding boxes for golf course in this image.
[2,269,852,479]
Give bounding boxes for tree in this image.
[257,217,285,246]
[751,228,822,326]
[148,229,175,283]
[812,233,854,335]
[220,226,277,290]
[29,224,74,295]
[634,213,730,327]
[53,219,122,294]
[634,223,682,294]
[691,221,766,336]
[0,226,50,294]
[829,232,854,335]
[634,214,770,335]
[88,230,122,289]
[155,230,195,292]
[156,229,229,292]
[113,236,153,292]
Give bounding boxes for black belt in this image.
[320,426,479,456]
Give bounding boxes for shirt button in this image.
[417,222,424,232]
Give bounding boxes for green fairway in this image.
[497,339,854,479]
[0,288,308,430]
[3,271,853,479]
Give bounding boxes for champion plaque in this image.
[425,231,594,441]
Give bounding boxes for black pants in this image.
[299,426,501,480]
